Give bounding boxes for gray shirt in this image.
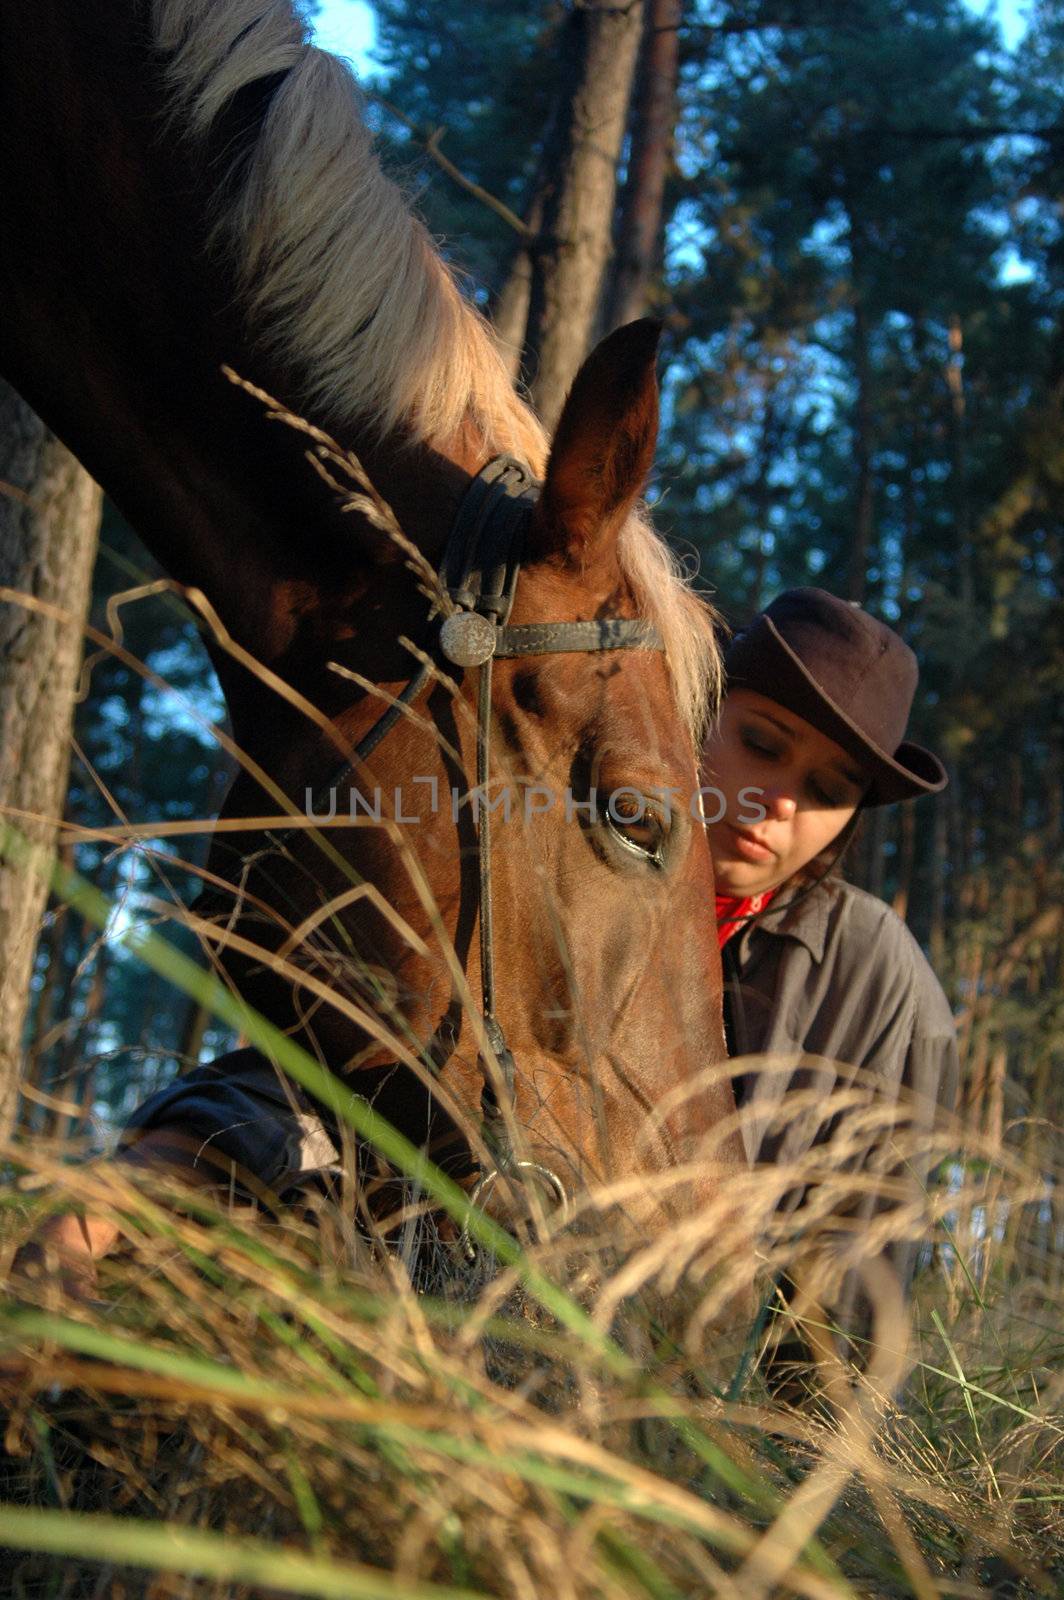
[724,877,959,1305]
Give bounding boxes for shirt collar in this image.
[739,881,831,963]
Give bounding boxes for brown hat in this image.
[724,588,947,807]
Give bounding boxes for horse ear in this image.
[530,319,662,568]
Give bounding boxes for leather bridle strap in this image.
[494,619,662,656]
[438,457,533,1144]
[473,645,514,1137]
[302,455,665,1187]
[436,457,664,1168]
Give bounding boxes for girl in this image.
[701,587,958,1336]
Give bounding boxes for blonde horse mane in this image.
[151,0,721,740]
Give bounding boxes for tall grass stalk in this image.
[2,823,1061,1595]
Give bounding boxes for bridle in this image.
[311,456,666,1250]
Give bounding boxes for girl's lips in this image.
[728,824,775,863]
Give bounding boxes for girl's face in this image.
[700,689,869,896]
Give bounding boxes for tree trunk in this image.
[892,799,915,922]
[491,52,580,379]
[928,788,948,975]
[847,288,875,602]
[525,0,646,433]
[859,799,887,900]
[602,0,681,333]
[946,312,974,610]
[746,391,783,612]
[20,835,73,1134]
[42,942,110,1141]
[492,190,544,381]
[0,383,101,1142]
[843,198,874,601]
[177,996,211,1071]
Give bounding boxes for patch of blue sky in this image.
[996,246,1036,285]
[95,842,208,959]
[966,0,1032,50]
[309,1,1033,88]
[146,639,215,683]
[970,193,1043,284]
[139,692,222,748]
[308,0,376,73]
[780,338,850,434]
[139,641,226,745]
[663,199,710,275]
[96,858,151,950]
[96,693,133,738]
[802,207,849,260]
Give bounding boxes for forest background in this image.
[6,0,1062,1290]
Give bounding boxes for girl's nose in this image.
[763,789,797,822]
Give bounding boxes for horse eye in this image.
[605,794,667,864]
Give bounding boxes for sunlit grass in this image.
[1,551,1060,1596]
[1,1102,1060,1597]
[2,813,1062,1595]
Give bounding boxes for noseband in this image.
[317,456,665,1246]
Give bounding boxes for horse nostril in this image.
[459,1160,571,1262]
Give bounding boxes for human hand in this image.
[10,1211,120,1304]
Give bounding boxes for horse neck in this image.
[0,4,480,672]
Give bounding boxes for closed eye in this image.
[741,729,784,760]
[807,775,856,808]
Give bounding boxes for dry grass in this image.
[0,766,1061,1595]
[0,1088,1060,1600]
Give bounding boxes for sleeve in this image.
[752,897,960,1371]
[834,932,959,1341]
[905,949,961,1129]
[831,897,958,1138]
[119,1048,341,1194]
[873,1020,956,1290]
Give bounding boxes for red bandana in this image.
[715,887,778,949]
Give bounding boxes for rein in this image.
[305,457,665,1249]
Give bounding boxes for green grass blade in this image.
[0,824,623,1369]
[0,1505,483,1600]
[2,823,845,1587]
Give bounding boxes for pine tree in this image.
[0,384,100,1140]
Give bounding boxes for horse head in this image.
[207,318,737,1238]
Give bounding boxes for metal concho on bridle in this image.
[320,456,665,1253]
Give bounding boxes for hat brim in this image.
[726,617,948,807]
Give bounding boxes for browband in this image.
[493,619,662,656]
[439,454,664,661]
